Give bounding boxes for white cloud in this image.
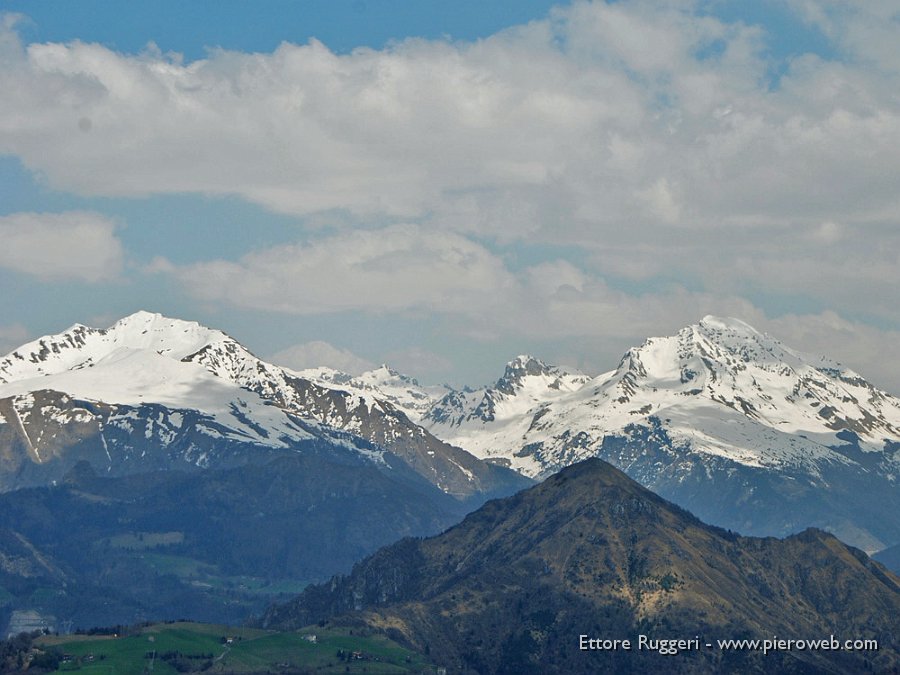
[269,341,374,375]
[0,1,895,236]
[0,211,123,281]
[142,219,900,394]
[787,1,900,73]
[162,224,757,345]
[588,221,900,323]
[169,224,515,316]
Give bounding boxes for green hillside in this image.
[37,621,434,674]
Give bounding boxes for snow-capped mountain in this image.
[0,312,527,498]
[425,317,900,551]
[0,315,317,448]
[424,354,591,460]
[295,364,452,422]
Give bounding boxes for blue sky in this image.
[1,1,899,392]
[2,1,566,57]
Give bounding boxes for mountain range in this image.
[2,310,900,633]
[294,316,900,553]
[4,312,900,553]
[417,317,900,552]
[425,317,900,482]
[0,310,526,500]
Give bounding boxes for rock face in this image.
[0,311,528,500]
[424,317,900,550]
[263,458,900,674]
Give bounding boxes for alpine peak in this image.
[0,310,232,385]
[506,354,549,372]
[360,364,411,386]
[423,354,591,431]
[497,355,553,389]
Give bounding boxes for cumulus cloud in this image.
[589,221,900,323]
[269,340,374,375]
[151,216,900,392]
[0,4,895,301]
[787,0,900,73]
[0,211,124,281]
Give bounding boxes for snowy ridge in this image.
[426,355,590,427]
[0,315,313,451]
[425,318,900,478]
[0,311,225,383]
[0,312,411,454]
[295,364,452,421]
[423,355,592,475]
[0,313,391,481]
[183,341,418,442]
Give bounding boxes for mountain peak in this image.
[263,455,900,673]
[355,364,421,390]
[428,317,900,511]
[506,354,548,370]
[424,355,590,441]
[692,316,778,355]
[0,313,527,500]
[498,354,551,384]
[491,356,561,398]
[618,316,794,384]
